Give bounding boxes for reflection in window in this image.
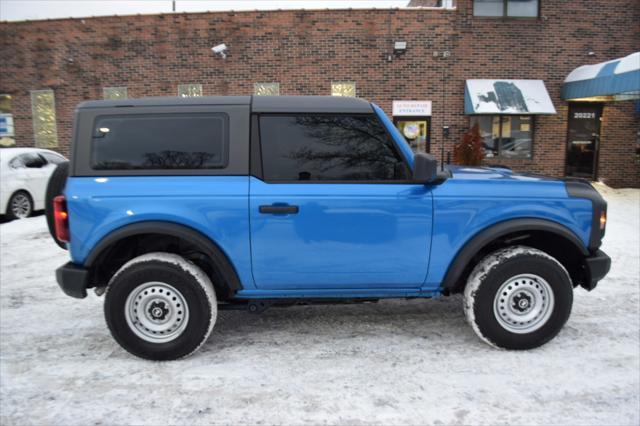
[91,113,228,170]
[254,83,280,96]
[30,90,58,148]
[507,0,538,16]
[178,84,203,97]
[470,115,533,159]
[260,115,409,181]
[331,82,356,97]
[473,0,539,17]
[395,120,429,154]
[103,87,128,100]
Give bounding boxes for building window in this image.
[254,83,280,96]
[178,84,203,97]
[103,87,128,100]
[0,94,15,147]
[331,82,356,97]
[470,115,533,159]
[30,90,58,148]
[473,0,539,17]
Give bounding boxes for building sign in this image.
[392,100,432,116]
[0,113,15,147]
[0,114,14,137]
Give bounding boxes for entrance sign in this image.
[392,100,432,116]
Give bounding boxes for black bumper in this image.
[56,262,89,299]
[581,250,611,291]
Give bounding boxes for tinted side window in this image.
[14,153,46,168]
[91,113,228,170]
[259,115,409,181]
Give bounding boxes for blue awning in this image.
[464,79,556,115]
[562,52,640,101]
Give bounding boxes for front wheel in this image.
[463,246,573,350]
[104,252,217,360]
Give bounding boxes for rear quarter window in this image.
[91,113,228,170]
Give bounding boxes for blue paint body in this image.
[64,106,593,300]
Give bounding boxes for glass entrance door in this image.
[393,116,431,154]
[566,103,603,179]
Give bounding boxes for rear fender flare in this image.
[85,221,242,296]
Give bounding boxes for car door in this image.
[249,113,433,290]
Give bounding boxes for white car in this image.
[0,148,67,220]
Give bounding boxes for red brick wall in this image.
[599,101,640,187]
[1,0,638,186]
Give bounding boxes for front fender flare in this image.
[440,218,589,291]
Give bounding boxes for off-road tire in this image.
[104,252,217,361]
[45,161,69,248]
[463,246,573,350]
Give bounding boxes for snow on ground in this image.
[1,188,639,425]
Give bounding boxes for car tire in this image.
[104,252,217,361]
[45,161,69,248]
[6,190,33,220]
[463,245,573,350]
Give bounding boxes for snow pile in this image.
[1,186,639,425]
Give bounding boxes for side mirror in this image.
[413,153,438,183]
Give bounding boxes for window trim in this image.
[72,104,253,177]
[472,0,540,19]
[255,112,416,185]
[470,114,535,160]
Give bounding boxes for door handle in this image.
[259,204,299,214]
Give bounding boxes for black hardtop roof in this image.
[76,96,251,109]
[252,96,373,113]
[76,95,373,113]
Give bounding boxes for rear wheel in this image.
[104,252,217,360]
[45,161,69,248]
[463,246,573,350]
[6,191,33,220]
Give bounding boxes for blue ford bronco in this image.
[48,96,610,360]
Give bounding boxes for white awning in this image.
[562,52,640,101]
[464,79,556,115]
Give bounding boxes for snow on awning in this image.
[562,52,640,101]
[464,79,556,115]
